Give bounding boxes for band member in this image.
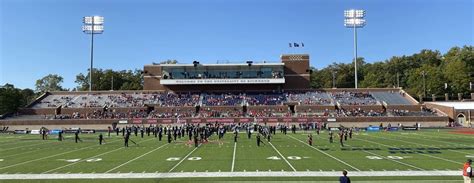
[234,131,238,143]
[99,133,105,145]
[344,130,348,141]
[349,128,353,139]
[58,130,64,141]
[339,131,344,147]
[329,130,334,143]
[257,134,264,146]
[194,134,199,147]
[168,130,172,143]
[75,130,82,143]
[124,132,130,147]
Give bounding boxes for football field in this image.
[0,129,472,182]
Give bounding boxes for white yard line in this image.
[356,138,463,165]
[231,142,237,172]
[268,142,296,172]
[104,143,168,173]
[1,148,43,158]
[168,145,200,173]
[288,135,361,171]
[0,171,461,179]
[0,140,56,152]
[0,139,121,170]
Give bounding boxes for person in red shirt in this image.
[464,159,472,183]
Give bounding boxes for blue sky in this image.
[1,0,472,90]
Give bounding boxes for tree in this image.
[75,69,143,91]
[443,60,470,94]
[0,84,36,115]
[35,74,64,93]
[406,64,445,97]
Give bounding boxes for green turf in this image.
[0,129,472,182]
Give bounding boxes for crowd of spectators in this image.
[246,94,286,106]
[342,108,384,117]
[198,108,243,118]
[202,93,244,106]
[286,91,332,105]
[332,91,378,105]
[390,108,438,117]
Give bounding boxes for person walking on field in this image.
[339,170,351,183]
[463,159,472,183]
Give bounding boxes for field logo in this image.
[165,157,202,161]
[267,156,302,160]
[366,156,404,160]
[59,158,102,162]
[166,157,181,161]
[287,156,302,160]
[187,157,202,161]
[267,156,281,160]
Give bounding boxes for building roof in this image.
[427,102,474,110]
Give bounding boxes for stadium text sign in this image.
[161,78,285,85]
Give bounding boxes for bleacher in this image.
[202,93,244,106]
[245,93,286,106]
[371,92,412,105]
[14,89,446,121]
[286,91,332,105]
[331,91,379,105]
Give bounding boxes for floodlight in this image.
[344,9,366,89]
[82,25,104,33]
[82,15,105,91]
[83,16,104,24]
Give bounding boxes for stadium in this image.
[1,53,473,182]
[1,1,474,183]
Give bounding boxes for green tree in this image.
[35,74,64,93]
[0,84,36,115]
[406,65,445,97]
[75,69,143,91]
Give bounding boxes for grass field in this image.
[0,128,473,182]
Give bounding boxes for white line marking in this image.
[105,143,168,173]
[268,142,296,172]
[168,145,200,173]
[0,139,121,170]
[0,141,56,152]
[231,142,237,172]
[288,135,360,171]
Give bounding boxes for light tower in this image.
[344,9,366,89]
[82,16,104,91]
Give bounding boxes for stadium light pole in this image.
[344,9,366,89]
[332,71,337,88]
[82,16,104,91]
